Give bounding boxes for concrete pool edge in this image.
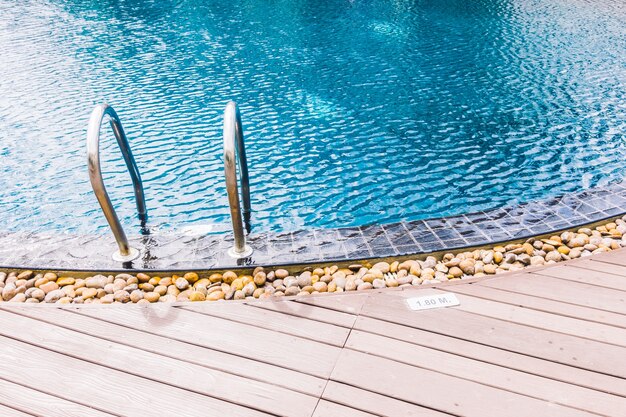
[0,223,624,304]
[1,178,626,271]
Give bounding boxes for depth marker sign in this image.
[406,293,460,311]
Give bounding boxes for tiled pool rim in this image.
[2,179,626,271]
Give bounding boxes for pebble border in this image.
[1,215,625,304]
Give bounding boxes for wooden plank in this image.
[321,381,449,417]
[409,288,626,346]
[0,335,271,417]
[449,283,626,329]
[478,274,626,314]
[312,400,379,417]
[586,248,626,266]
[534,264,626,291]
[331,349,595,417]
[353,316,626,397]
[0,403,33,417]
[295,292,370,316]
[5,306,325,397]
[360,292,626,378]
[0,309,317,417]
[181,302,351,346]
[574,258,626,277]
[346,329,626,416]
[76,305,342,378]
[0,378,113,417]
[249,299,357,328]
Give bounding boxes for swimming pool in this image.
[1,0,625,237]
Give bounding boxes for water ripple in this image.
[0,0,625,235]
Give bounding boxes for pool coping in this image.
[2,178,626,271]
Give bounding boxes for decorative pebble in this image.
[493,252,503,263]
[207,290,225,301]
[3,217,626,304]
[372,279,386,289]
[85,275,107,289]
[114,290,131,303]
[144,292,160,303]
[175,278,190,291]
[274,269,289,279]
[17,271,33,280]
[44,289,65,303]
[129,290,144,303]
[189,291,206,302]
[184,272,199,284]
[545,251,562,262]
[39,281,59,294]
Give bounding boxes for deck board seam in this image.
[389,288,626,344]
[0,375,122,417]
[244,299,356,328]
[0,388,40,417]
[442,283,626,330]
[590,258,626,268]
[325,379,460,417]
[351,318,626,397]
[0,327,285,417]
[308,293,371,417]
[341,342,619,416]
[355,309,626,387]
[0,403,37,417]
[0,307,325,399]
[423,288,626,347]
[474,279,626,316]
[571,262,626,278]
[530,269,626,293]
[176,304,348,347]
[67,308,330,379]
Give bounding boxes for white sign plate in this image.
[406,293,460,311]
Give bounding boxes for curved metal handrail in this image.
[87,104,147,262]
[223,101,253,258]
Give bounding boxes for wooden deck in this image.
[1,249,626,416]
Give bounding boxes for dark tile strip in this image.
[2,179,626,271]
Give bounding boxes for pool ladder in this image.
[86,102,253,262]
[223,101,253,258]
[87,104,146,262]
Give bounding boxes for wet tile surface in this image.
[2,180,626,271]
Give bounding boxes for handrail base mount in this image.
[112,246,140,262]
[227,245,253,259]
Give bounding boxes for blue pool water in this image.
[1,0,625,235]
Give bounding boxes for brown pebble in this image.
[39,281,59,294]
[184,272,199,284]
[189,291,206,302]
[144,292,160,303]
[221,271,237,284]
[154,285,168,296]
[17,271,34,280]
[207,290,225,301]
[130,290,144,303]
[208,273,223,283]
[137,272,151,282]
[274,269,289,279]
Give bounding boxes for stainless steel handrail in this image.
[223,101,253,258]
[87,103,147,262]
